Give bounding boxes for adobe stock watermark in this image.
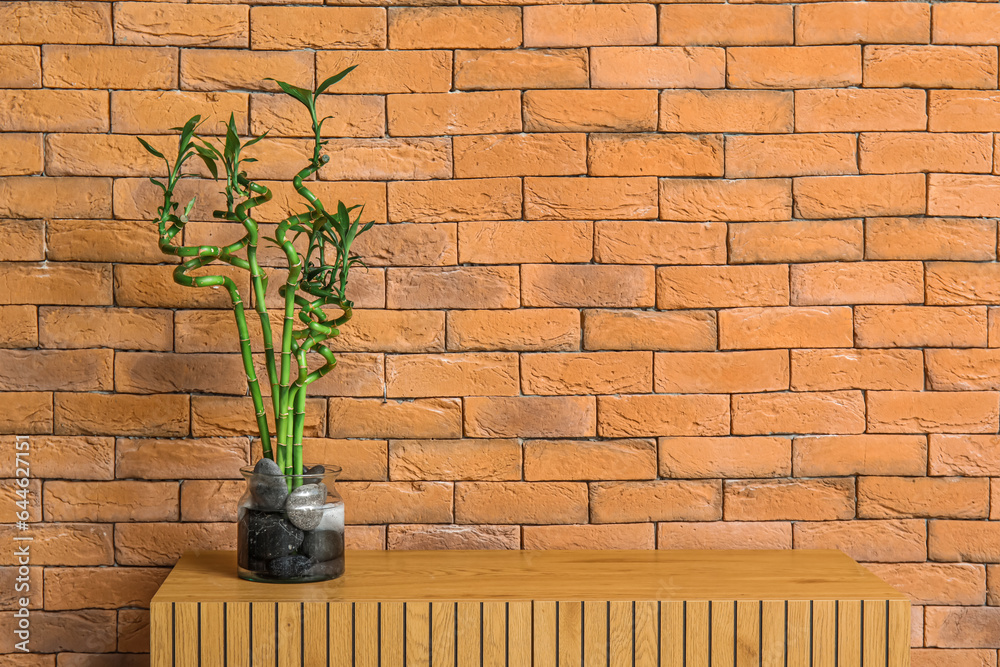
[12,435,32,653]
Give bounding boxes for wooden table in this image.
[151,549,909,666]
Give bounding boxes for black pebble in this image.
[302,529,345,563]
[240,509,304,561]
[303,464,325,485]
[268,555,312,578]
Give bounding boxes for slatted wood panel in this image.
[154,598,910,666]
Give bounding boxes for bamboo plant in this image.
[139,68,372,487]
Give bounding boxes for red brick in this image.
[655,350,788,393]
[866,217,996,261]
[388,178,520,222]
[522,264,655,308]
[250,7,384,49]
[855,305,988,348]
[386,353,518,397]
[927,349,1000,390]
[859,476,989,519]
[116,437,248,479]
[661,90,793,133]
[0,305,36,348]
[388,91,520,136]
[659,178,792,222]
[523,524,654,550]
[925,606,1000,649]
[591,46,725,88]
[794,519,927,562]
[0,391,51,434]
[733,390,866,435]
[116,3,248,48]
[660,5,792,46]
[868,391,999,434]
[526,176,658,220]
[930,435,1000,476]
[524,5,657,47]
[583,309,717,351]
[729,220,863,264]
[114,523,234,566]
[657,265,789,309]
[865,563,985,606]
[930,91,1000,131]
[447,309,580,352]
[796,88,927,132]
[719,306,854,349]
[387,266,519,309]
[864,45,998,89]
[339,482,453,524]
[388,525,519,551]
[794,174,926,218]
[389,439,521,481]
[591,133,723,177]
[44,567,167,610]
[524,439,656,481]
[455,482,588,524]
[0,2,111,44]
[660,436,790,478]
[55,393,188,437]
[328,397,461,439]
[725,478,855,521]
[935,3,1000,45]
[459,220,592,264]
[792,349,923,391]
[522,351,650,395]
[455,134,586,178]
[728,46,862,88]
[0,45,39,88]
[390,7,519,49]
[524,90,658,132]
[726,133,857,178]
[657,522,792,551]
[0,436,114,480]
[796,3,930,45]
[597,394,729,438]
[454,49,588,90]
[465,396,596,438]
[591,480,721,523]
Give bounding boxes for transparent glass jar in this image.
[237,463,345,583]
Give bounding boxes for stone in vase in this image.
[267,555,312,579]
[248,458,288,510]
[284,483,326,531]
[302,528,345,563]
[241,509,304,561]
[303,464,325,485]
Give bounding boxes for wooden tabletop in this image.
[152,549,906,604]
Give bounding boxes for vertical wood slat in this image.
[303,602,327,666]
[329,603,352,667]
[533,601,557,667]
[838,600,862,667]
[226,601,250,667]
[150,603,172,667]
[635,601,658,666]
[584,600,609,667]
[251,602,275,667]
[711,601,735,667]
[736,600,759,667]
[813,600,837,667]
[786,600,810,667]
[382,602,405,667]
[483,601,506,667]
[559,601,583,667]
[355,602,379,667]
[431,602,456,667]
[508,601,532,667]
[686,600,710,667]
[201,602,225,665]
[175,603,199,666]
[661,601,684,667]
[277,602,301,667]
[889,600,911,667]
[760,600,785,667]
[407,601,431,666]
[864,600,889,667]
[456,602,480,667]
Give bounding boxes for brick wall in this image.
[1,0,1000,663]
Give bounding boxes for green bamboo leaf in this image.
[137,137,165,160]
[194,145,219,180]
[243,130,269,149]
[224,113,240,163]
[149,177,166,192]
[267,78,313,110]
[182,196,197,221]
[315,66,356,96]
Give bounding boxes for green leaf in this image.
[267,78,313,110]
[315,66,356,96]
[241,157,258,163]
[243,130,269,149]
[149,177,166,192]
[360,220,374,234]
[194,145,219,180]
[137,137,165,160]
[182,196,197,221]
[224,113,240,163]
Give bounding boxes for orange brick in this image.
[0,262,111,306]
[927,262,1000,305]
[794,519,927,562]
[733,391,866,435]
[592,46,724,88]
[388,178,520,222]
[796,3,930,45]
[660,436,791,478]
[660,90,793,133]
[0,523,111,566]
[389,7,520,49]
[192,395,324,438]
[524,90,658,132]
[455,134,586,178]
[45,307,165,352]
[728,46,861,88]
[526,176,658,220]
[590,133,722,177]
[659,178,792,221]
[114,523,234,566]
[0,305,36,348]
[522,264,655,308]
[523,524,655,550]
[866,217,996,261]
[0,566,42,610]
[864,45,998,89]
[45,567,166,611]
[317,49,451,94]
[0,435,113,479]
[794,435,928,476]
[657,522,792,551]
[861,132,992,173]
[387,266,518,309]
[592,480,721,523]
[46,219,164,264]
[117,437,248,480]
[250,93,383,138]
[794,174,926,218]
[725,133,857,178]
[0,609,116,652]
[720,306,854,350]
[388,91,520,136]
[595,220,725,264]
[655,350,788,393]
[310,138,451,181]
[928,174,1000,217]
[0,45,40,87]
[0,349,111,392]
[346,526,385,550]
[867,563,985,606]
[524,5,657,47]
[447,309,580,352]
[114,264,249,309]
[522,351,652,394]
[353,222,456,266]
[327,397,461,439]
[454,49,588,90]
[657,265,789,309]
[930,435,1000,476]
[0,133,41,176]
[930,91,1000,131]
[729,220,863,264]
[927,349,1000,391]
[659,5,792,46]
[455,482,588,524]
[43,45,176,89]
[43,481,178,522]
[459,220,592,264]
[180,48,313,92]
[583,309,717,351]
[868,391,999,434]
[386,353,518,397]
[859,477,988,519]
[855,305,988,348]
[54,393,188,437]
[116,3,248,47]
[45,133,172,178]
[930,520,1000,563]
[934,3,1000,45]
[251,7,384,49]
[791,261,923,305]
[251,438,386,481]
[388,525,518,551]
[0,479,39,523]
[597,394,729,438]
[389,439,521,481]
[465,396,596,438]
[0,90,109,132]
[523,439,656,481]
[912,648,997,667]
[1,177,110,219]
[0,219,43,261]
[117,352,250,395]
[925,606,1000,648]
[796,88,927,132]
[112,90,247,135]
[725,478,855,521]
[0,2,111,44]
[792,349,923,391]
[0,392,51,434]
